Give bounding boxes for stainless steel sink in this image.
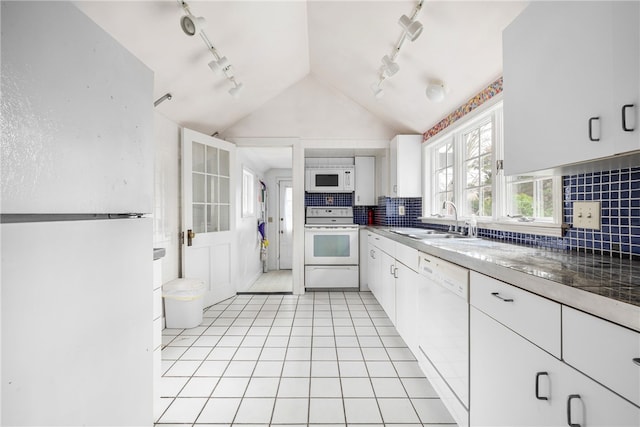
[389,228,445,239]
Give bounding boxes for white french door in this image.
[278,179,293,270]
[182,128,236,307]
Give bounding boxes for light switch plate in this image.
[573,201,601,229]
[398,205,406,216]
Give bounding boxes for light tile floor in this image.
[157,291,457,426]
[245,270,293,293]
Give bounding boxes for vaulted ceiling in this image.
[75,1,528,137]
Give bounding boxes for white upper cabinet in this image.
[503,1,639,175]
[388,135,422,197]
[354,156,376,205]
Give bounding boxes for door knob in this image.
[187,229,195,246]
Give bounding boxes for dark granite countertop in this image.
[364,227,640,332]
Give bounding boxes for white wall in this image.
[264,168,293,271]
[153,112,181,284]
[223,74,397,139]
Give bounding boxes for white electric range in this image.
[304,207,359,289]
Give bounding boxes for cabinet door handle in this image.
[567,394,581,427]
[632,357,640,366]
[393,267,398,279]
[622,104,635,131]
[588,117,600,141]
[389,264,395,275]
[535,372,549,401]
[491,292,514,302]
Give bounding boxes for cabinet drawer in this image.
[369,233,395,256]
[470,272,561,357]
[563,306,640,407]
[395,243,419,272]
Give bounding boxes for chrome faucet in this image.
[442,201,459,233]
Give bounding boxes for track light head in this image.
[398,14,423,41]
[208,56,230,74]
[370,82,384,98]
[180,14,206,36]
[229,82,244,98]
[381,55,399,78]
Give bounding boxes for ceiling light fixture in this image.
[398,14,424,42]
[381,55,400,78]
[180,14,206,36]
[426,80,448,102]
[371,1,424,98]
[179,1,243,98]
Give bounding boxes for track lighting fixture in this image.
[178,1,242,98]
[398,15,423,42]
[228,82,244,98]
[381,55,400,78]
[371,1,424,98]
[180,14,205,36]
[208,56,230,75]
[370,82,384,99]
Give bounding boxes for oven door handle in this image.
[305,227,359,232]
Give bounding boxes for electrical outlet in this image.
[398,205,406,216]
[573,201,601,229]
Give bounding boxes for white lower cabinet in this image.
[562,306,640,408]
[394,261,419,354]
[367,239,381,301]
[470,306,562,426]
[470,270,640,427]
[379,250,397,323]
[471,307,640,426]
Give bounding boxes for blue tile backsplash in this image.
[563,167,640,257]
[305,193,353,207]
[414,166,640,259]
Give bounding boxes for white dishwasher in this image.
[416,251,470,427]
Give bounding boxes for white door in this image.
[182,128,236,307]
[278,179,293,269]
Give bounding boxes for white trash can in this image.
[162,278,206,329]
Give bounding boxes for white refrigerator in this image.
[2,2,155,425]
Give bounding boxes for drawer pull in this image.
[491,292,514,302]
[567,394,581,427]
[622,104,635,132]
[535,371,549,401]
[633,358,640,366]
[588,117,600,141]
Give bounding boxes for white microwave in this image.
[305,167,355,193]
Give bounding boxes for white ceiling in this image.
[75,0,527,136]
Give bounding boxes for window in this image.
[242,167,255,218]
[462,119,493,217]
[506,175,556,220]
[423,99,562,234]
[433,138,454,208]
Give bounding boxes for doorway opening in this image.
[236,145,293,294]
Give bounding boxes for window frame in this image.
[241,166,256,218]
[422,97,564,236]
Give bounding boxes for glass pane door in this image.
[192,142,230,233]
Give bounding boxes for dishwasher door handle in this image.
[491,292,514,302]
